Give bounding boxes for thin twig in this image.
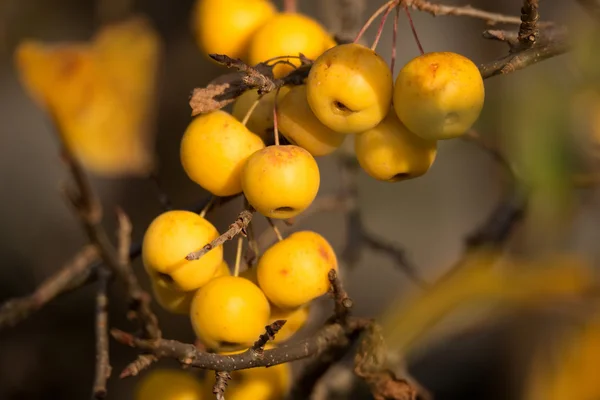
[119,354,158,379]
[354,0,396,44]
[391,4,400,75]
[213,371,231,400]
[0,246,98,330]
[329,270,353,323]
[186,209,254,261]
[266,217,284,241]
[199,196,217,218]
[518,0,540,47]
[371,4,394,51]
[404,3,425,55]
[251,320,287,356]
[92,267,111,399]
[233,236,243,277]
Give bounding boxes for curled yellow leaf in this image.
[14,16,161,177]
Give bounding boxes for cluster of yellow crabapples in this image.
[136,0,486,398]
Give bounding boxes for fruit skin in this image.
[181,110,265,196]
[241,145,320,219]
[306,43,393,134]
[190,276,271,349]
[135,368,205,400]
[354,110,437,182]
[257,231,337,309]
[192,0,276,61]
[143,210,223,292]
[277,85,346,156]
[270,305,310,343]
[232,87,291,140]
[393,52,485,140]
[248,13,335,78]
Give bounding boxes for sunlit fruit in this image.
[181,110,265,196]
[393,52,485,140]
[270,305,310,343]
[190,276,270,349]
[192,0,276,61]
[241,145,320,219]
[306,43,393,134]
[257,231,337,309]
[355,110,437,182]
[277,85,346,156]
[232,87,291,140]
[205,345,291,400]
[135,369,205,400]
[248,13,335,78]
[142,210,222,292]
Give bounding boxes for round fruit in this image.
[205,345,291,400]
[142,210,223,292]
[241,145,320,219]
[181,110,265,196]
[232,87,291,140]
[190,276,270,349]
[355,110,437,182]
[135,369,205,400]
[306,43,393,134]
[192,0,276,61]
[277,85,346,156]
[257,231,337,309]
[248,13,335,78]
[150,277,196,315]
[393,52,485,140]
[270,305,310,343]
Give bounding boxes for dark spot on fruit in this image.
[275,206,295,213]
[430,63,439,78]
[325,60,332,69]
[280,269,289,276]
[389,172,410,182]
[318,245,331,261]
[157,272,174,284]
[332,100,354,116]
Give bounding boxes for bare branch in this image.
[92,267,111,399]
[186,209,254,261]
[213,371,231,400]
[0,246,98,330]
[120,354,157,379]
[518,0,540,47]
[328,270,353,323]
[251,320,287,356]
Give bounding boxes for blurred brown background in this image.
[0,0,597,399]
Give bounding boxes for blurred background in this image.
[1,0,599,399]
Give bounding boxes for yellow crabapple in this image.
[142,210,223,292]
[257,231,337,309]
[232,86,291,140]
[248,13,336,78]
[135,369,205,400]
[241,145,320,219]
[306,43,393,134]
[393,52,485,140]
[190,276,270,349]
[192,0,276,61]
[277,85,346,156]
[181,110,265,196]
[270,304,310,343]
[355,110,437,182]
[205,345,291,400]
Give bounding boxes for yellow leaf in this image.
[380,251,592,355]
[14,16,161,177]
[525,314,600,400]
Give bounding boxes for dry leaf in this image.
[381,251,593,355]
[14,16,161,177]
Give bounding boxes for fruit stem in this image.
[242,97,261,126]
[391,4,400,75]
[199,196,217,218]
[371,3,394,51]
[272,87,282,146]
[233,236,243,277]
[354,0,398,44]
[266,217,283,242]
[284,0,297,13]
[404,3,425,55]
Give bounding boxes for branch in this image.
[213,371,231,400]
[92,267,111,399]
[0,246,98,330]
[251,320,287,355]
[185,208,254,261]
[329,270,353,323]
[518,0,540,46]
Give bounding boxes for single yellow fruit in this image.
[192,0,276,61]
[190,276,271,349]
[150,277,195,315]
[248,13,335,78]
[354,110,437,182]
[232,87,291,140]
[306,43,393,134]
[270,305,310,343]
[135,369,205,400]
[142,210,222,292]
[205,345,291,400]
[181,110,265,196]
[257,231,337,309]
[393,52,485,140]
[277,85,346,156]
[241,145,320,219]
